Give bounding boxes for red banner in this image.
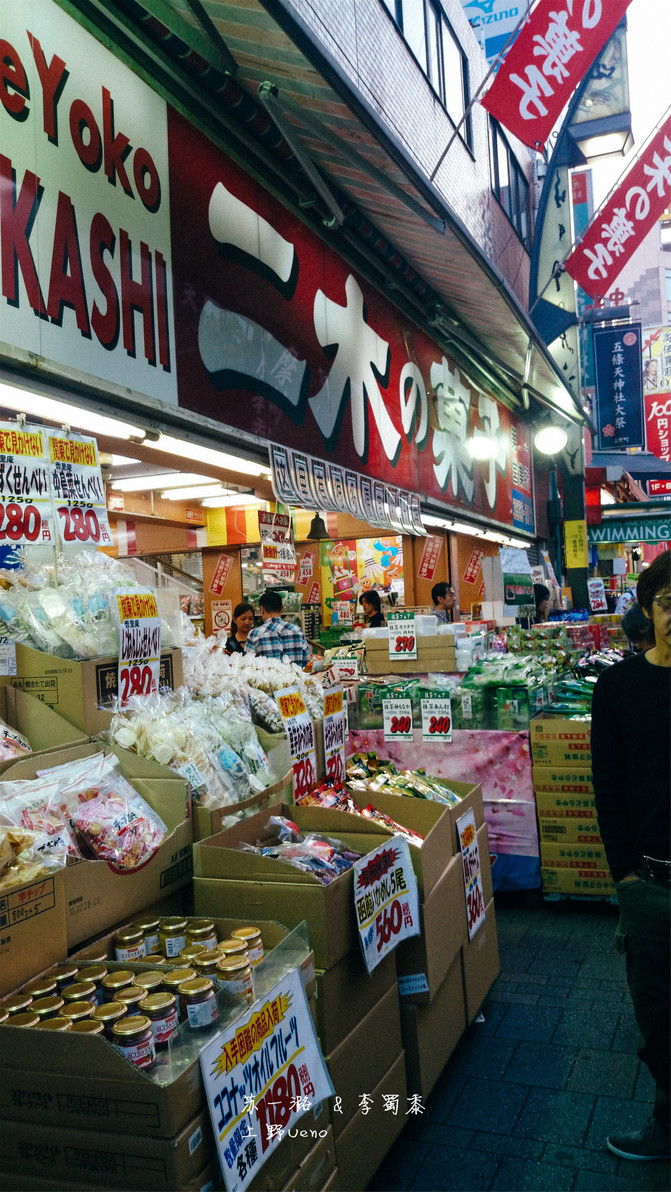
[645,391,671,463]
[481,0,632,151]
[417,536,443,581]
[565,116,671,299]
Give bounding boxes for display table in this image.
[349,728,540,892]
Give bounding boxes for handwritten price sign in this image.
[330,658,359,682]
[354,837,420,973]
[49,432,113,550]
[388,611,417,661]
[276,686,318,801]
[0,423,54,545]
[456,808,486,940]
[382,698,413,743]
[420,695,453,743]
[116,589,161,707]
[323,687,346,784]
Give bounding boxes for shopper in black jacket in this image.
[591,551,671,1162]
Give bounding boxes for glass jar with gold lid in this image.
[159,917,188,958]
[115,986,147,1013]
[134,915,160,955]
[61,1000,94,1024]
[49,963,79,992]
[9,1012,39,1028]
[111,1015,156,1069]
[216,956,253,1003]
[193,953,220,978]
[216,938,249,960]
[133,971,164,995]
[23,976,58,1000]
[37,1016,72,1031]
[91,1001,127,1040]
[101,971,135,1002]
[2,993,33,1016]
[186,918,218,951]
[114,926,146,963]
[32,995,65,1020]
[178,977,218,1029]
[178,944,208,964]
[77,965,108,1005]
[231,927,264,965]
[61,980,97,1006]
[71,1019,105,1035]
[140,991,178,1048]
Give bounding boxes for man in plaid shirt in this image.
[244,589,311,667]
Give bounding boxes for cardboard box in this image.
[540,842,609,870]
[400,954,466,1100]
[460,898,500,1024]
[529,713,591,765]
[314,949,397,1055]
[538,817,602,844]
[325,983,402,1139]
[477,821,494,907]
[0,1161,221,1192]
[534,788,598,817]
[0,685,87,773]
[0,1108,212,1190]
[533,764,594,795]
[396,853,465,1004]
[320,1168,340,1192]
[0,869,67,998]
[248,1102,330,1192]
[333,1051,406,1192]
[7,643,183,736]
[541,867,616,896]
[0,742,192,948]
[280,1126,336,1192]
[193,765,293,842]
[364,634,456,675]
[194,805,391,968]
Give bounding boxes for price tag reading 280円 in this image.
[382,697,413,743]
[388,611,417,661]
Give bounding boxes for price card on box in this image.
[200,967,334,1192]
[0,637,17,677]
[322,686,346,783]
[456,808,486,940]
[330,657,359,683]
[354,837,420,973]
[587,578,608,612]
[115,589,161,707]
[382,697,413,742]
[420,694,453,743]
[388,611,417,661]
[276,686,317,801]
[49,432,113,550]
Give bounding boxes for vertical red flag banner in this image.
[481,0,633,151]
[565,115,671,299]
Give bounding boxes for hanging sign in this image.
[420,693,453,743]
[297,552,316,585]
[200,967,334,1192]
[49,432,113,550]
[354,836,420,973]
[564,519,589,569]
[593,325,644,451]
[115,589,162,706]
[587,578,608,612]
[417,536,443,581]
[388,611,417,661]
[0,423,54,547]
[322,687,346,783]
[275,686,317,801]
[456,808,486,940]
[259,511,296,581]
[209,553,235,596]
[382,697,413,742]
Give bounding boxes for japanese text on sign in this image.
[210,553,234,596]
[322,687,346,784]
[116,588,161,706]
[275,686,317,801]
[49,433,113,549]
[417,536,442,581]
[382,698,413,743]
[456,809,486,940]
[200,968,334,1192]
[420,696,452,744]
[354,837,420,973]
[0,422,54,546]
[587,578,608,612]
[388,612,417,661]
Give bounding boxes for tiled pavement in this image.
[368,894,669,1192]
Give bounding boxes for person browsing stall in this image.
[244,589,310,667]
[591,551,671,1162]
[533,583,550,624]
[431,581,455,624]
[225,602,255,654]
[359,589,385,628]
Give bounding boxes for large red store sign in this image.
[168,111,534,535]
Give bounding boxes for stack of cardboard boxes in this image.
[530,714,615,898]
[363,634,457,675]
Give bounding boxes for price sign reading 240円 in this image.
[354,837,420,974]
[388,611,417,661]
[420,694,452,743]
[382,697,413,743]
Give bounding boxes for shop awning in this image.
[72,0,587,427]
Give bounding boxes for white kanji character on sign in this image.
[309,275,401,463]
[533,10,583,84]
[583,241,613,282]
[644,136,671,199]
[510,65,555,120]
[431,359,475,501]
[601,208,635,257]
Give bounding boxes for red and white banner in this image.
[417,535,443,581]
[481,0,632,151]
[566,115,671,299]
[209,552,234,595]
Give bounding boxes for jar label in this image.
[116,1035,155,1069]
[186,997,219,1029]
[247,943,264,966]
[143,931,160,953]
[115,942,146,963]
[191,935,218,952]
[164,935,187,957]
[220,975,253,1000]
[150,1008,178,1045]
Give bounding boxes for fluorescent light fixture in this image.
[450,521,486,537]
[535,425,568,455]
[146,434,271,479]
[111,472,214,492]
[0,383,147,440]
[422,515,452,529]
[161,484,229,500]
[201,493,266,508]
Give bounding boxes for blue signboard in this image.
[594,324,644,451]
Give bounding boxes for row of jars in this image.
[114,916,264,965]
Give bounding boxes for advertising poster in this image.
[322,687,346,783]
[594,325,644,451]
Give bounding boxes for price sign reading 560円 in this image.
[354,837,420,974]
[457,808,486,940]
[388,611,417,661]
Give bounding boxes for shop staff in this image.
[225,602,254,653]
[244,590,310,667]
[359,589,385,627]
[431,581,455,624]
[591,551,671,1162]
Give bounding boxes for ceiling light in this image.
[534,426,568,455]
[111,472,215,492]
[450,522,486,536]
[200,493,266,508]
[422,515,452,529]
[0,383,147,440]
[162,484,229,500]
[146,434,271,478]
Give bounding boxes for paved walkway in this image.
[369,894,669,1192]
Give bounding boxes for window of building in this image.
[384,0,471,143]
[489,120,531,251]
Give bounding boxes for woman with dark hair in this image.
[225,602,255,653]
[359,589,384,628]
[533,583,550,623]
